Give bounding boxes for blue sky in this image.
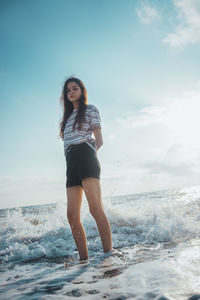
[1,0,200,208]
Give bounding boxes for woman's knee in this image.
[67,209,80,226]
[89,205,104,219]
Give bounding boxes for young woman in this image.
[59,76,112,260]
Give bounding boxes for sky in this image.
[1,0,200,209]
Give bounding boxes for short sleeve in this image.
[91,105,101,130]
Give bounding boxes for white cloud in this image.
[136,1,161,24]
[116,88,200,152]
[163,0,200,48]
[102,84,200,195]
[107,133,117,140]
[116,106,168,129]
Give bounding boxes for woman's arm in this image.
[93,127,103,151]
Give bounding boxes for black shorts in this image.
[65,142,101,188]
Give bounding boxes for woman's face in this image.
[66,82,82,106]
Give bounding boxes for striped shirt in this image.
[63,104,101,154]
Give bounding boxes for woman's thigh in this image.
[66,185,84,220]
[81,178,104,213]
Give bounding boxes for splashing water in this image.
[0,185,200,299]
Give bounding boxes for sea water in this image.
[0,185,200,299]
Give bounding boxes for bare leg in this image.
[66,185,88,260]
[81,177,112,252]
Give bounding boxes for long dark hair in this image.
[59,76,88,140]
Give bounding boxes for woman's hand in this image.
[93,127,103,151]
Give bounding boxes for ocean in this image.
[0,185,200,300]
